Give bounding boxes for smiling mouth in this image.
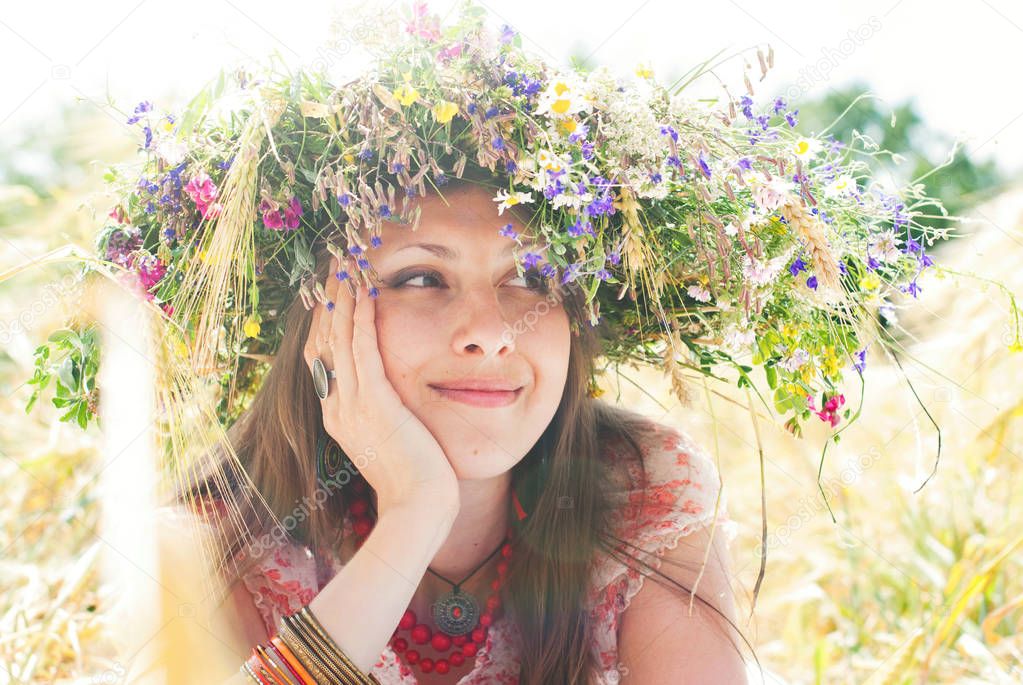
[428,385,523,408]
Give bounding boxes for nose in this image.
[450,287,516,360]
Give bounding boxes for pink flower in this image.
[405,1,441,41]
[184,171,222,220]
[135,254,167,290]
[283,195,303,230]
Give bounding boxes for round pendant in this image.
[312,357,329,400]
[432,588,479,636]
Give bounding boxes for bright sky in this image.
[2,0,1022,176]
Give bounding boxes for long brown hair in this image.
[185,170,759,683]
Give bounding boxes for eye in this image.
[391,269,444,288]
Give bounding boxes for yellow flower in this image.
[635,63,654,79]
[394,84,419,107]
[859,272,882,291]
[821,346,840,378]
[558,118,579,135]
[588,384,605,398]
[243,314,261,338]
[1010,339,1023,353]
[432,100,459,124]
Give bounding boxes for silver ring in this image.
[311,357,336,400]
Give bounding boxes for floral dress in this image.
[232,419,737,684]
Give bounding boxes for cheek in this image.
[374,303,435,392]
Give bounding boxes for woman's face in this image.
[367,182,571,481]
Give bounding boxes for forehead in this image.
[381,183,537,246]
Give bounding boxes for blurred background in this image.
[1,1,1022,683]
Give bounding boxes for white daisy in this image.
[493,189,534,216]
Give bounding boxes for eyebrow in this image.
[392,241,543,259]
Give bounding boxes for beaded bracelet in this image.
[239,605,381,684]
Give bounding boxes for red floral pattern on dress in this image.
[230,419,735,684]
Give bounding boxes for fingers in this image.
[317,256,339,349]
[350,280,388,396]
[328,257,358,398]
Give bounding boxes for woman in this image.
[201,172,750,684]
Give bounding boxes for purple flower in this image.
[853,347,867,374]
[335,270,350,281]
[505,159,517,173]
[348,245,363,256]
[379,204,391,218]
[338,192,351,207]
[126,100,153,124]
[499,24,516,44]
[866,255,880,271]
[492,137,505,151]
[649,172,662,184]
[737,157,753,171]
[739,95,754,119]
[540,263,557,278]
[357,148,374,161]
[698,152,712,179]
[391,161,405,174]
[772,97,786,114]
[596,269,611,281]
[522,251,543,269]
[561,262,581,284]
[789,257,807,277]
[498,223,518,239]
[607,250,621,266]
[143,126,153,149]
[371,235,383,248]
[435,172,448,186]
[785,109,799,128]
[467,102,477,115]
[660,125,678,142]
[806,275,818,290]
[357,258,370,269]
[485,106,499,119]
[581,141,595,160]
[369,286,380,298]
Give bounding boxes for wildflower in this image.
[283,196,303,230]
[789,257,807,277]
[498,223,518,240]
[635,62,654,79]
[687,283,712,302]
[785,109,799,127]
[498,24,517,45]
[493,189,533,215]
[867,228,902,264]
[432,100,459,124]
[522,251,543,269]
[535,75,589,119]
[394,82,420,106]
[184,171,223,220]
[779,348,810,372]
[793,137,821,161]
[698,152,712,179]
[853,347,867,373]
[243,314,261,338]
[806,275,818,290]
[824,174,856,197]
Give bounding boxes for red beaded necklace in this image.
[345,477,514,677]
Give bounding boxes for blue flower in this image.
[357,258,370,269]
[143,126,153,149]
[540,263,557,278]
[789,257,807,277]
[504,159,517,173]
[492,137,505,151]
[326,301,335,312]
[337,193,351,207]
[666,154,681,169]
[357,148,374,161]
[772,97,786,114]
[866,255,880,271]
[348,245,363,256]
[498,223,518,239]
[649,172,662,184]
[785,109,799,128]
[581,141,595,160]
[467,102,477,115]
[660,125,678,143]
[435,172,448,186]
[737,157,753,171]
[607,250,621,266]
[806,275,818,290]
[596,269,611,281]
[335,270,350,281]
[369,286,380,298]
[379,204,391,218]
[391,162,405,174]
[485,106,499,119]
[371,235,383,248]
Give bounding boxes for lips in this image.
[428,378,524,408]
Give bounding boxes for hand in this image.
[302,256,460,518]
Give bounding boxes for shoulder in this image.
[588,416,737,612]
[601,416,734,545]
